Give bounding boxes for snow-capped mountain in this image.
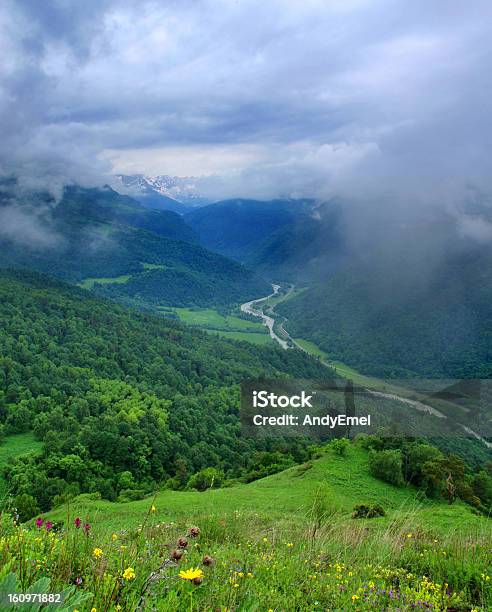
[113,174,210,213]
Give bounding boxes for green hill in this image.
[0,183,270,309]
[185,198,314,262]
[0,268,329,514]
[279,250,492,379]
[7,442,488,611]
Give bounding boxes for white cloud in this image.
[0,0,491,201]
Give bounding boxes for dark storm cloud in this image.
[0,0,491,202]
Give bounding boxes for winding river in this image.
[240,284,290,349]
[241,285,492,448]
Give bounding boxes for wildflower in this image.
[122,567,136,580]
[262,537,268,543]
[84,523,91,533]
[35,518,43,528]
[188,526,200,537]
[112,533,118,541]
[75,577,83,586]
[171,548,183,561]
[150,505,156,514]
[91,609,97,612]
[177,537,188,548]
[92,547,103,559]
[74,517,81,528]
[202,555,214,566]
[115,606,122,611]
[351,595,359,601]
[45,521,53,531]
[287,542,294,548]
[179,567,204,582]
[406,533,413,538]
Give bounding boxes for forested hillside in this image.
[0,182,269,308]
[185,198,314,261]
[185,198,348,281]
[0,269,330,517]
[280,250,492,378]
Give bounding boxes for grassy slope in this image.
[47,446,483,536]
[206,330,272,344]
[8,440,490,610]
[172,307,272,345]
[174,308,263,331]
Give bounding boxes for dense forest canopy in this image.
[0,269,330,516]
[279,248,492,379]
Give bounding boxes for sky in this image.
[1,0,491,203]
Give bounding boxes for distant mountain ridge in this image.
[0,181,270,309]
[185,197,347,281]
[114,174,210,213]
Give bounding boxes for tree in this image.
[14,493,40,522]
[369,450,405,487]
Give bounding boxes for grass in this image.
[45,445,484,534]
[141,262,167,270]
[293,338,378,386]
[206,330,273,344]
[174,308,264,331]
[173,308,272,345]
[3,443,490,610]
[0,434,43,497]
[78,275,131,290]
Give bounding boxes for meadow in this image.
[1,442,490,611]
[171,307,272,345]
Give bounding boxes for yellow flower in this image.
[351,595,359,601]
[179,567,204,582]
[150,504,156,513]
[262,537,268,543]
[91,609,97,612]
[112,533,118,541]
[92,547,103,559]
[122,567,136,580]
[115,607,122,611]
[406,533,413,538]
[287,542,294,548]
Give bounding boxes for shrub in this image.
[187,467,224,491]
[352,503,386,519]
[330,438,350,456]
[369,449,405,487]
[118,488,146,502]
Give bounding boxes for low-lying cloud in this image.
[1,0,491,205]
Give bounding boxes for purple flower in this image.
[74,517,81,528]
[75,577,83,586]
[35,518,43,528]
[45,521,53,531]
[83,523,91,533]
